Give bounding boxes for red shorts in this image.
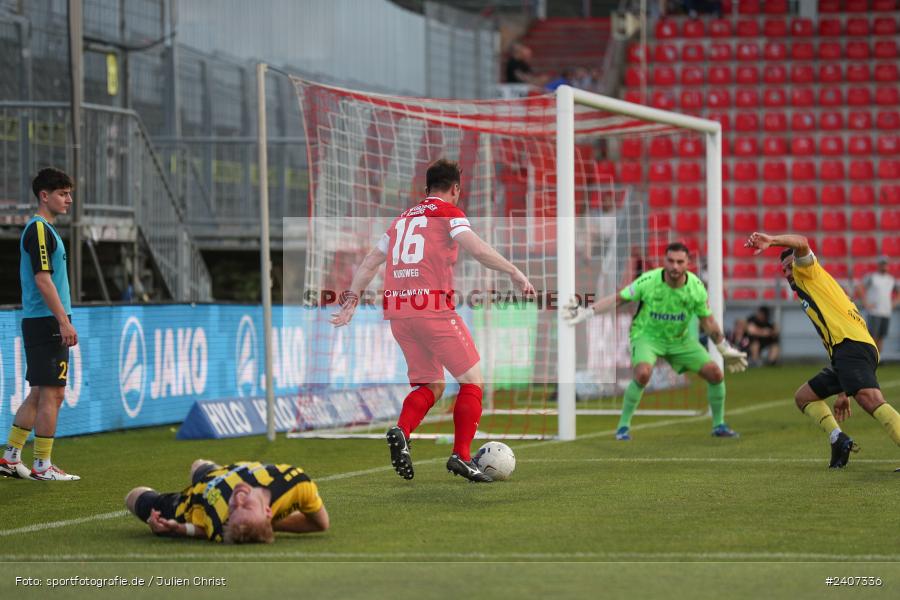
[389,313,480,386]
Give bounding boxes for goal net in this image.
[282,78,723,441]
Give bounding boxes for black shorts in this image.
[134,490,183,522]
[22,316,70,387]
[867,315,890,340]
[748,334,779,350]
[808,340,880,399]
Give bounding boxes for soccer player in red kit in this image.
[330,159,534,482]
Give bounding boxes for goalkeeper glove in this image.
[562,297,594,326]
[716,340,748,374]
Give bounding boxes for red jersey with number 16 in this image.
[377,196,472,320]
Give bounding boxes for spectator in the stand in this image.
[734,306,780,367]
[544,68,575,92]
[855,257,898,353]
[505,43,542,86]
[683,0,723,18]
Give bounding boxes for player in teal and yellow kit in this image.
[565,242,748,440]
[126,459,329,543]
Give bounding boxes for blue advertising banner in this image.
[0,304,418,438]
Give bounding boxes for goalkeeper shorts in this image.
[631,337,712,374]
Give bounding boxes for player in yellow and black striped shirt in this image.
[747,232,900,470]
[125,459,329,543]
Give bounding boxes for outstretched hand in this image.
[744,232,774,256]
[329,291,359,328]
[511,270,536,297]
[562,296,594,326]
[834,393,852,422]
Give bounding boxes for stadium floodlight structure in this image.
[261,70,723,442]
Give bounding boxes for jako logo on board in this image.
[119,316,146,418]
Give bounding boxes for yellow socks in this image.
[2,425,30,462]
[873,404,900,446]
[33,435,54,471]
[803,401,840,437]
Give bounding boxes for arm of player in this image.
[272,506,330,534]
[34,272,77,346]
[744,232,811,260]
[562,293,628,326]
[700,315,748,373]
[330,247,387,328]
[453,230,535,295]
[146,509,207,539]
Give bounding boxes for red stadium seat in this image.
[851,160,876,180]
[710,43,732,62]
[763,89,786,108]
[737,43,760,61]
[876,87,900,106]
[878,111,900,130]
[683,19,705,38]
[764,18,788,37]
[791,42,815,60]
[620,161,642,183]
[762,137,787,157]
[708,66,732,85]
[853,238,879,258]
[826,262,850,279]
[622,90,643,104]
[791,88,815,108]
[621,138,642,159]
[791,161,816,181]
[680,90,703,110]
[846,0,868,10]
[821,185,846,206]
[882,185,900,205]
[731,288,759,300]
[763,211,788,230]
[821,210,847,231]
[649,137,674,159]
[627,43,647,63]
[763,65,787,85]
[736,66,759,85]
[878,135,900,155]
[881,210,900,230]
[651,91,676,110]
[762,185,788,206]
[733,211,759,232]
[675,212,702,233]
[853,262,878,279]
[676,187,702,208]
[874,17,898,36]
[818,41,842,60]
[735,112,759,132]
[733,137,758,157]
[764,42,787,61]
[790,111,815,131]
[739,0,761,13]
[709,19,732,38]
[819,87,844,107]
[596,160,616,179]
[625,67,646,87]
[850,185,876,206]
[649,162,673,183]
[761,112,786,132]
[847,41,870,59]
[876,64,900,84]
[652,66,677,86]
[820,136,844,156]
[792,210,818,231]
[874,0,897,10]
[649,187,672,208]
[677,162,702,183]
[791,136,815,156]
[848,111,872,130]
[819,18,841,36]
[733,186,758,206]
[736,89,760,108]
[791,186,817,206]
[762,262,783,278]
[764,0,788,13]
[655,19,677,39]
[820,236,848,258]
[880,159,900,179]
[732,237,756,258]
[848,87,873,107]
[763,161,787,181]
[875,40,898,59]
[681,66,703,86]
[733,162,758,182]
[678,43,704,61]
[655,44,678,62]
[790,18,813,37]
[820,0,839,11]
[849,135,873,155]
[821,160,845,181]
[820,111,844,131]
[736,19,760,37]
[679,138,703,158]
[846,64,870,83]
[846,18,870,36]
[707,89,732,109]
[883,237,900,257]
[732,263,759,278]
[817,64,841,84]
[850,210,878,231]
[648,212,672,231]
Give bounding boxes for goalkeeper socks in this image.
[802,401,841,439]
[3,425,30,462]
[873,403,900,446]
[452,384,483,461]
[397,386,436,439]
[617,380,645,429]
[32,435,54,472]
[707,381,726,428]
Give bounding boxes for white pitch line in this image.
[7,551,900,562]
[522,457,900,464]
[3,378,899,540]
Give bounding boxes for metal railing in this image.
[0,101,212,301]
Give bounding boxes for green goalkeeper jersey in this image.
[619,268,712,342]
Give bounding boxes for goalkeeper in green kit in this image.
[564,242,747,440]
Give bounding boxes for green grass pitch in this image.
[4,365,900,599]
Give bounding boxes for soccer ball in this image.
[473,441,516,481]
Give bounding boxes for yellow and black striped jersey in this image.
[792,253,877,359]
[174,461,323,542]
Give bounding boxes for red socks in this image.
[452,384,483,461]
[397,386,436,439]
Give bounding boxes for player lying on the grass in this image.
[745,232,900,469]
[564,242,747,441]
[125,459,329,543]
[330,159,535,483]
